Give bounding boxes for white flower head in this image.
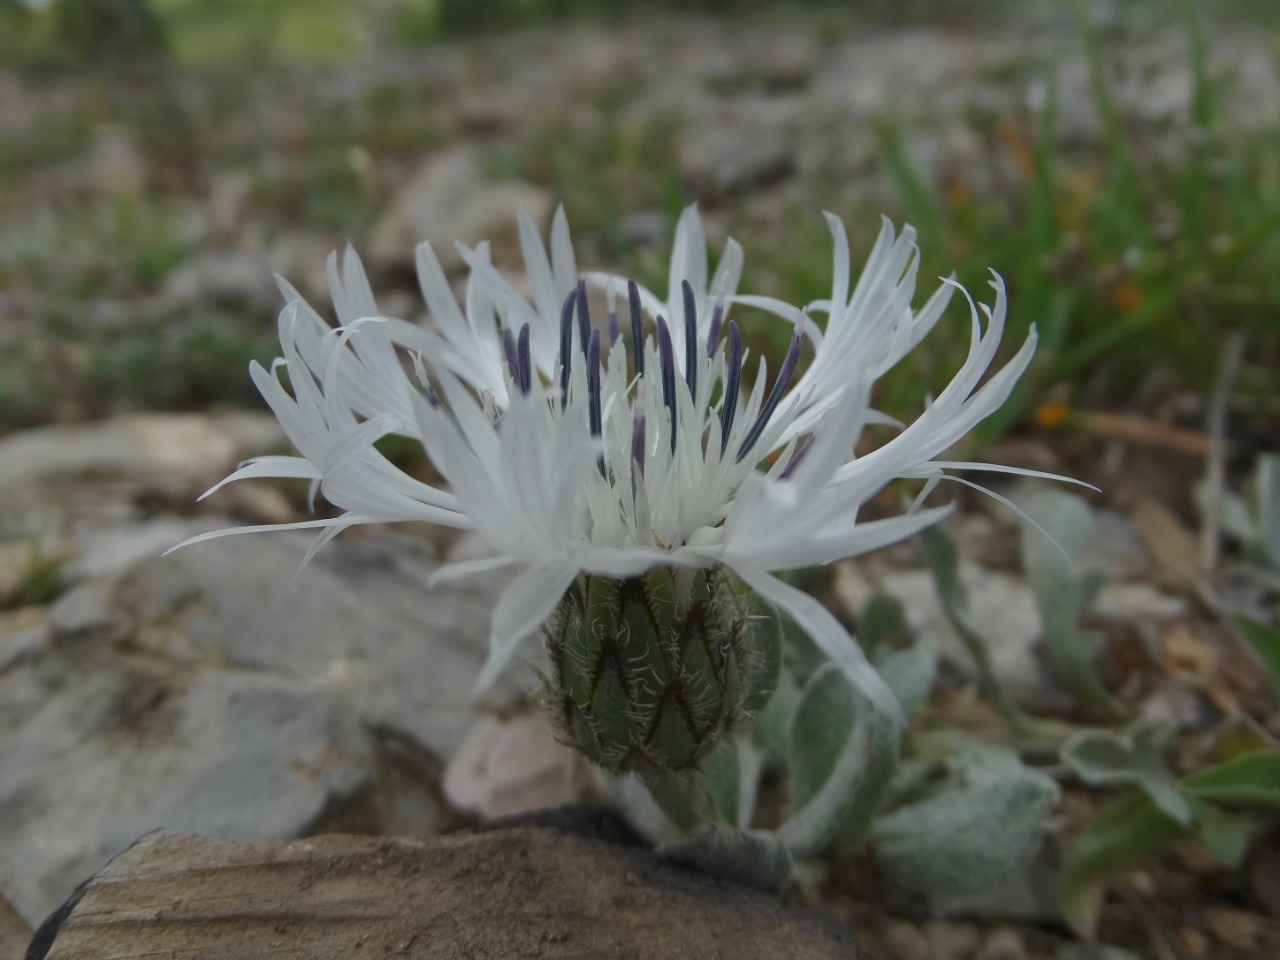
[176,207,1071,722]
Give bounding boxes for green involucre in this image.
[544,566,779,773]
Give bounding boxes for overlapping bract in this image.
[177,206,1049,720]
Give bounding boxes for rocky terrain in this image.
[2,7,1279,960]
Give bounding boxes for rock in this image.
[64,517,225,582]
[1087,508,1154,581]
[268,231,339,307]
[83,123,147,197]
[47,581,121,642]
[923,920,980,960]
[834,561,1055,701]
[1,527,511,926]
[974,928,1025,960]
[1128,497,1201,592]
[0,537,70,607]
[883,920,929,960]
[0,637,373,927]
[1092,582,1187,623]
[162,249,280,315]
[205,169,255,241]
[443,713,600,819]
[681,96,798,199]
[1056,945,1143,960]
[0,608,48,672]
[737,31,821,91]
[0,412,284,528]
[1203,905,1265,950]
[368,147,552,273]
[0,892,31,960]
[123,527,516,759]
[35,827,864,960]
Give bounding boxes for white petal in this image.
[473,563,579,693]
[429,554,519,587]
[732,565,904,723]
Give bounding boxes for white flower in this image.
[175,208,1066,721]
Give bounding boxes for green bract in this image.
[544,566,779,773]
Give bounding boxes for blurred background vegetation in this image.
[0,0,1277,460]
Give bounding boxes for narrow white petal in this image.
[732,565,904,723]
[429,554,519,587]
[473,563,579,693]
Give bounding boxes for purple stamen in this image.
[779,435,814,480]
[656,315,677,454]
[423,379,442,408]
[736,326,804,462]
[502,327,520,385]
[719,321,743,457]
[607,287,620,346]
[706,302,725,359]
[587,328,602,438]
[631,412,646,476]
[559,288,575,410]
[628,280,644,378]
[575,280,591,359]
[517,323,532,395]
[681,279,698,400]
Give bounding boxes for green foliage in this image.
[1061,727,1190,824]
[613,587,1056,898]
[871,744,1060,896]
[1208,453,1280,573]
[1236,617,1280,693]
[919,524,1030,729]
[1021,491,1124,718]
[750,4,1280,436]
[1182,749,1280,810]
[51,0,168,63]
[1059,747,1280,937]
[780,663,899,857]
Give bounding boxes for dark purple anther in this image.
[559,288,575,410]
[575,280,591,359]
[587,327,602,438]
[628,280,644,378]
[681,280,698,400]
[736,326,804,462]
[502,327,520,385]
[424,381,442,408]
[719,321,743,457]
[779,435,814,480]
[631,411,646,476]
[656,315,677,454]
[607,287,620,346]
[706,302,725,359]
[517,323,532,395]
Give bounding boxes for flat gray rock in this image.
[0,527,514,928]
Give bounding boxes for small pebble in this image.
[975,928,1025,960]
[883,920,929,960]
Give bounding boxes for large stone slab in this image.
[33,827,863,960]
[0,526,513,927]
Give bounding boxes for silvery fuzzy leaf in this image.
[1061,727,1191,824]
[754,665,802,763]
[702,735,766,830]
[1260,453,1280,569]
[779,664,899,858]
[657,823,793,894]
[702,737,742,828]
[860,591,910,656]
[877,638,937,719]
[872,744,1059,895]
[1021,491,1122,718]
